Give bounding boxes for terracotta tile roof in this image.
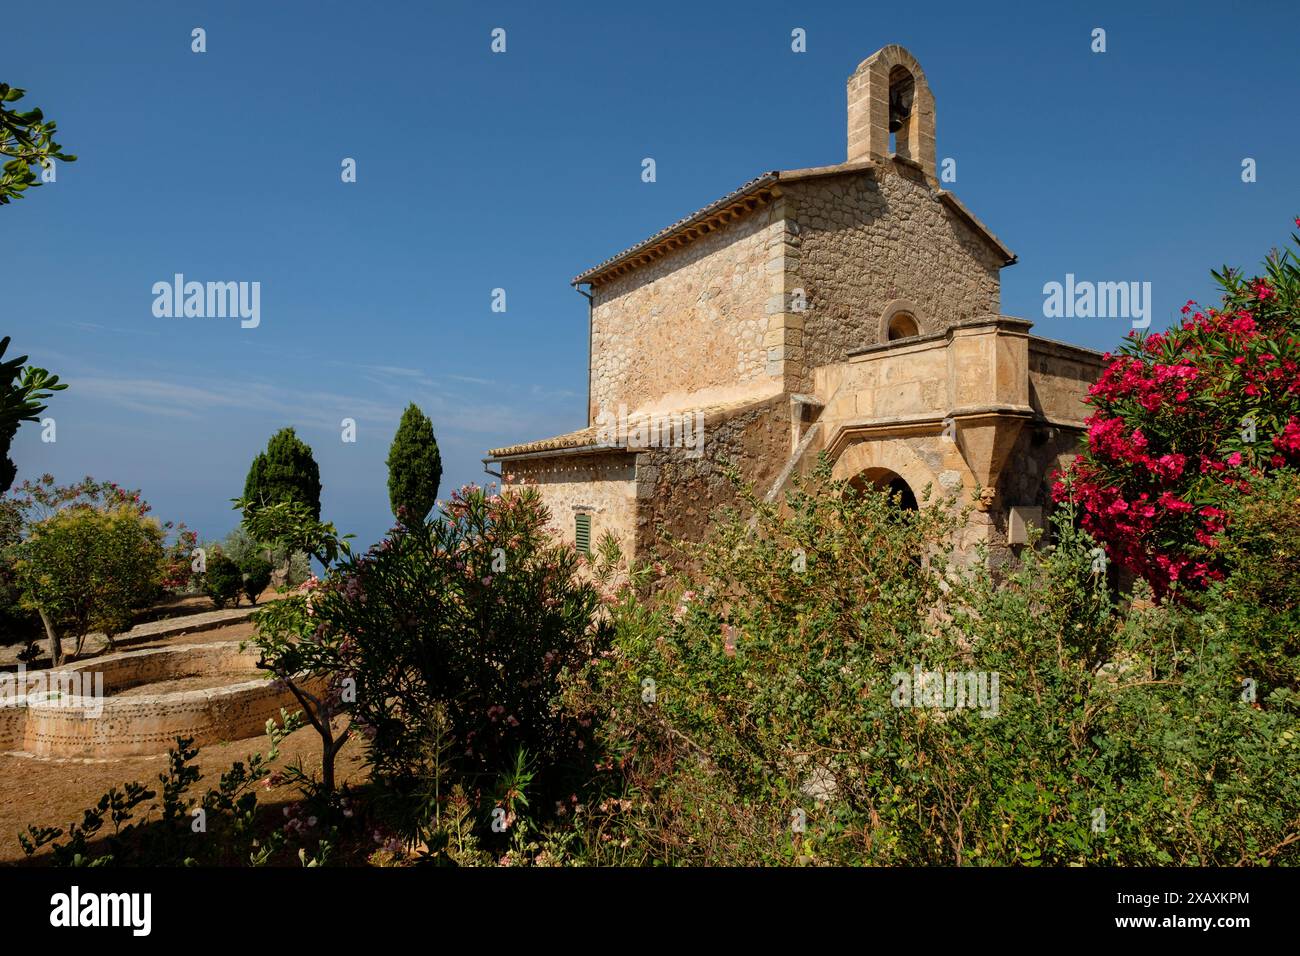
[486,396,784,460]
[487,425,605,459]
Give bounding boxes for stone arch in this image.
[879,297,925,340]
[831,438,937,508]
[846,45,937,179]
[849,467,919,510]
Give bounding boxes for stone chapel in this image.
[486,45,1102,567]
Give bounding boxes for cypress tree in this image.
[386,403,442,524]
[243,427,322,520]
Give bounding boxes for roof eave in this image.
[486,443,631,462]
[570,171,780,287]
[936,189,1017,266]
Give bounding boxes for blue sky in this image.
[5,0,1298,550]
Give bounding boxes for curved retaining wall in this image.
[0,642,324,759]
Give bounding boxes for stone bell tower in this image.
[846,44,937,180]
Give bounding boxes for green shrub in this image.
[283,549,312,587]
[220,524,311,589]
[239,554,273,605]
[0,556,40,649]
[202,551,243,609]
[219,526,260,565]
[310,483,609,843]
[1204,469,1300,692]
[0,504,38,647]
[6,475,194,609]
[16,502,164,660]
[565,461,1300,866]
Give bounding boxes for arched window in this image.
[887,311,919,340]
[879,299,924,342]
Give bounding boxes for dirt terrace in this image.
[0,607,369,866]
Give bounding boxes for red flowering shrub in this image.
[1057,225,1300,595]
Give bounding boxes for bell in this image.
[888,79,914,134]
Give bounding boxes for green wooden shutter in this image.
[575,513,591,554]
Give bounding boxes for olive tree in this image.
[16,504,164,663]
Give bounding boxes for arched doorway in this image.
[847,467,918,510]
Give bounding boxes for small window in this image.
[575,513,591,554]
[887,311,919,340]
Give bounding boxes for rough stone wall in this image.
[507,452,638,555]
[1,643,323,759]
[784,166,1003,389]
[997,424,1086,512]
[634,394,790,565]
[987,423,1089,566]
[1028,339,1104,425]
[19,676,320,759]
[589,207,783,420]
[75,640,255,692]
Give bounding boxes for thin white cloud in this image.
[530,383,579,401]
[68,373,564,439]
[446,373,497,387]
[356,364,425,378]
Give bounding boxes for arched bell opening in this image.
[887,65,916,158]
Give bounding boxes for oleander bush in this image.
[1058,225,1300,596]
[307,482,610,850]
